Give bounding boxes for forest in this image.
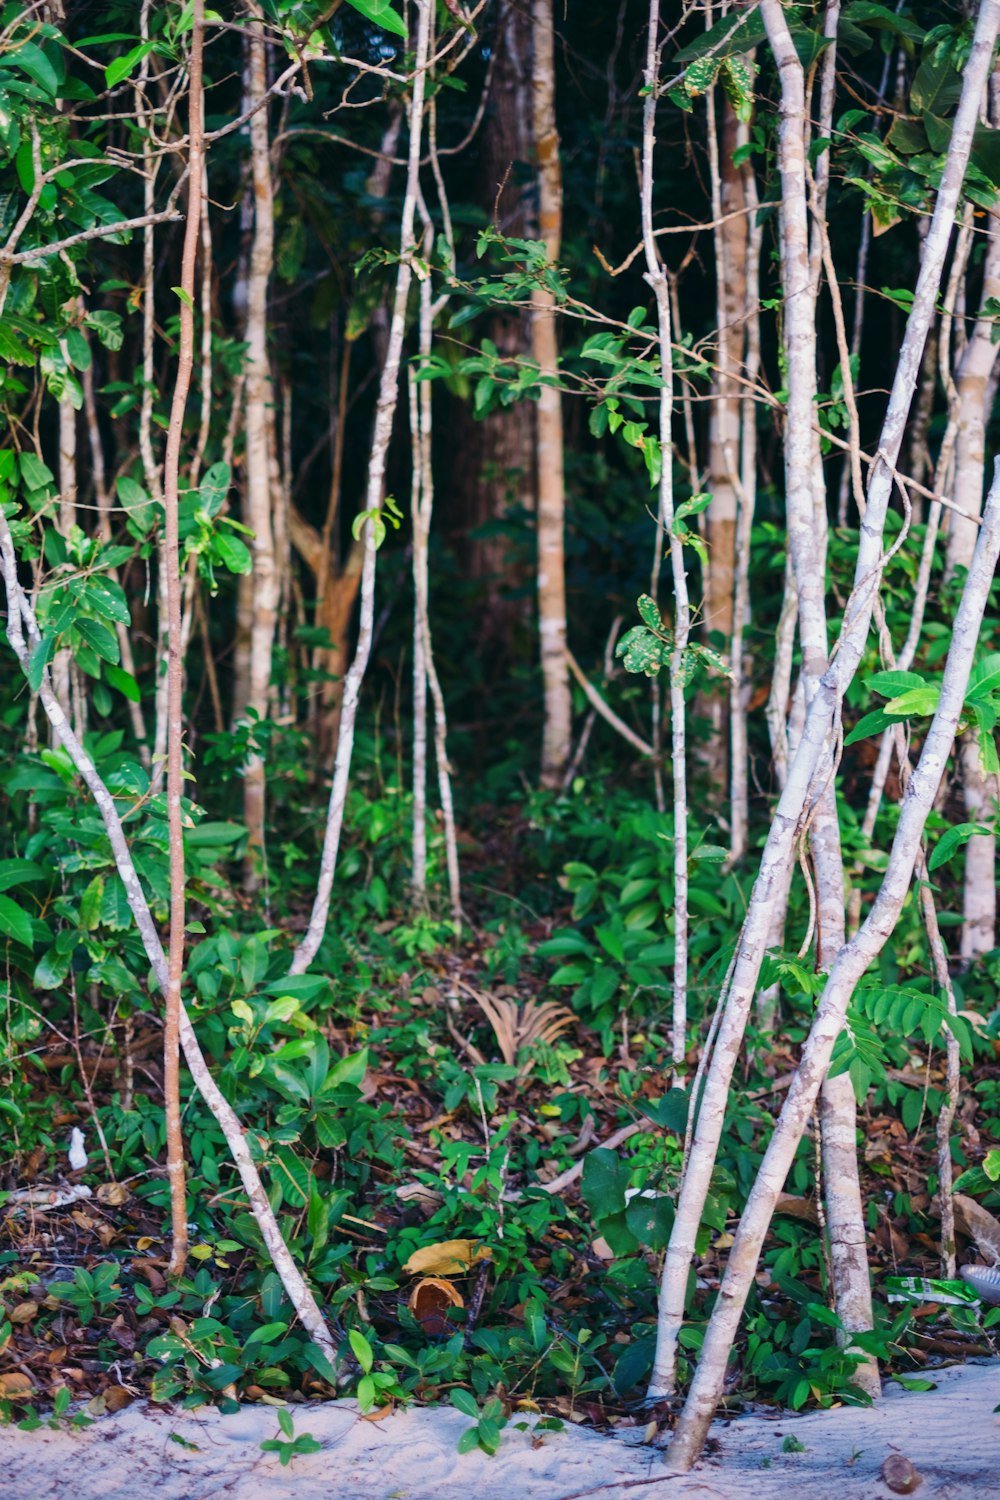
[1,0,1000,1493]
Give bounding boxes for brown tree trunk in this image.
[532,0,571,788]
[242,20,278,887]
[702,96,748,791]
[448,0,536,651]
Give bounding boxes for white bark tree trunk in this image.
[289,0,433,975]
[645,0,1000,1399]
[667,463,1000,1470]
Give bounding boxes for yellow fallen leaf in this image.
[401,1238,492,1277]
[360,1404,395,1422]
[0,1372,34,1399]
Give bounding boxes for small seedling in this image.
[782,1433,806,1453]
[259,1407,323,1467]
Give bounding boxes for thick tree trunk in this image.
[532,0,571,788]
[448,0,536,650]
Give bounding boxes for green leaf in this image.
[344,0,407,40]
[79,876,105,931]
[271,1146,312,1208]
[928,822,991,872]
[866,669,926,699]
[105,664,140,702]
[911,54,962,117]
[349,1328,374,1374]
[116,475,155,532]
[581,1147,629,1222]
[844,707,891,746]
[884,685,940,717]
[27,634,54,692]
[105,41,154,90]
[637,594,662,630]
[244,1321,289,1347]
[214,532,252,574]
[616,625,667,677]
[450,1388,480,1418]
[19,454,54,492]
[0,893,34,949]
[0,859,45,894]
[75,617,120,665]
[10,41,59,97]
[64,327,91,372]
[186,821,246,848]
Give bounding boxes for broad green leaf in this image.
[10,41,59,96]
[105,41,154,89]
[19,453,54,492]
[105,664,140,701]
[928,822,991,872]
[866,669,925,699]
[0,893,34,949]
[637,594,662,630]
[215,532,252,574]
[581,1146,629,1222]
[27,634,54,692]
[75,617,120,665]
[79,876,105,931]
[0,859,45,894]
[186,821,246,848]
[450,1388,480,1418]
[884,685,939,717]
[349,1328,374,1374]
[844,707,891,746]
[344,0,407,40]
[271,1145,312,1208]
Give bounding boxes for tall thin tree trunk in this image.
[289,0,433,975]
[82,358,149,758]
[948,194,1000,961]
[160,0,205,1278]
[703,93,747,795]
[532,0,571,788]
[52,392,76,732]
[729,132,761,864]
[639,1,690,1074]
[242,20,278,889]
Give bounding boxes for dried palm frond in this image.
[467,986,575,1079]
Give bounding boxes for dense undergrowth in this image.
[2,681,999,1447]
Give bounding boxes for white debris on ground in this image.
[1,1359,997,1499]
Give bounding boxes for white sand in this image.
[2,1360,997,1499]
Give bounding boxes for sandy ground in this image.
[2,1360,997,1499]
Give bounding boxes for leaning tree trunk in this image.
[645,0,998,1400]
[785,0,878,1397]
[667,463,1000,1470]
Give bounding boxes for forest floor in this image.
[1,1359,996,1500]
